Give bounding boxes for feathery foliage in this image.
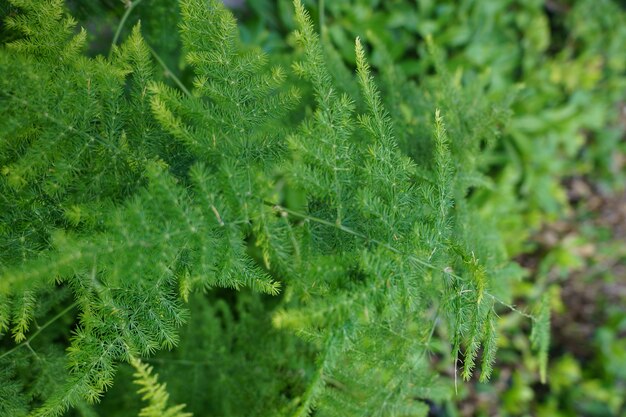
[130,356,191,417]
[0,0,550,416]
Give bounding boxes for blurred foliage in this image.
[474,180,626,417]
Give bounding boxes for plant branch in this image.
[265,201,537,321]
[0,301,79,361]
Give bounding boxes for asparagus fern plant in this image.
[0,0,549,416]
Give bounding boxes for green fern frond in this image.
[0,295,10,336]
[5,0,84,59]
[354,37,393,146]
[479,309,498,382]
[293,0,335,110]
[531,292,551,384]
[433,109,454,238]
[11,290,35,343]
[130,356,192,417]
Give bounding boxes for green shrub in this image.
[4,0,624,416]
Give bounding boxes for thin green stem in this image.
[107,0,191,97]
[110,0,144,58]
[147,45,192,97]
[0,301,79,361]
[319,0,326,36]
[485,293,536,321]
